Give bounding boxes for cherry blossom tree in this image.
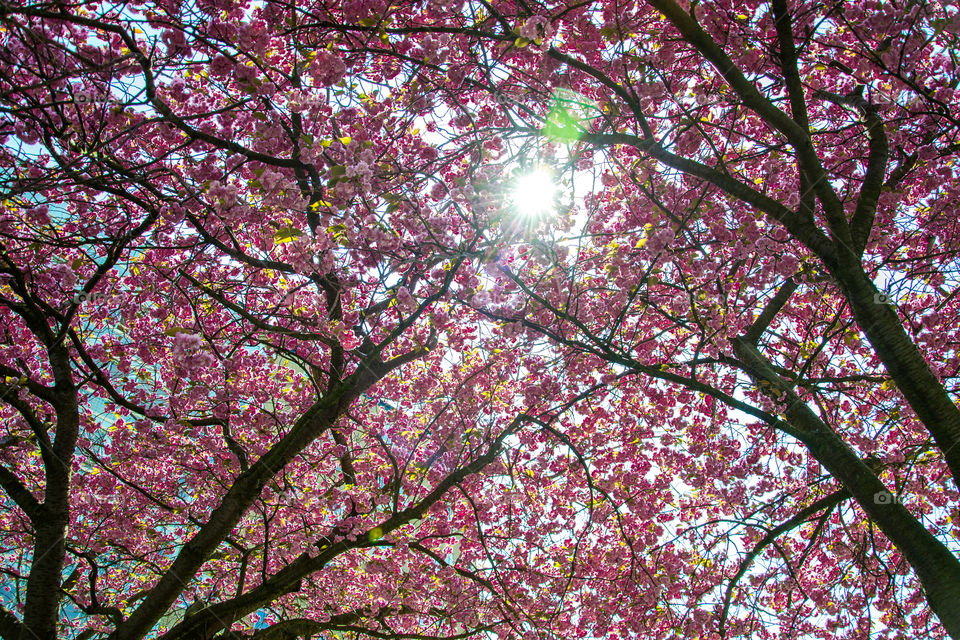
[1,1,960,640]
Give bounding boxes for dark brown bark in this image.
[831,268,960,488]
[732,337,960,638]
[152,417,522,640]
[108,380,362,640]
[0,606,24,640]
[646,0,960,491]
[19,345,79,640]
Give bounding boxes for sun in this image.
[510,167,558,219]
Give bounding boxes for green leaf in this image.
[274,226,304,244]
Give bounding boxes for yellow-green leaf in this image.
[274,226,304,244]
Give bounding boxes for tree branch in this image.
[771,0,816,221]
[646,0,850,240]
[742,278,799,345]
[0,462,42,522]
[0,605,23,640]
[718,489,849,636]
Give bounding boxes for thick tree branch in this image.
[718,489,849,636]
[0,462,42,522]
[851,108,889,256]
[645,0,850,241]
[742,278,799,345]
[571,130,838,266]
[832,269,960,487]
[155,415,527,640]
[771,0,816,221]
[108,378,366,640]
[730,337,960,638]
[0,605,23,640]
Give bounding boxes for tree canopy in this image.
[1,1,960,639]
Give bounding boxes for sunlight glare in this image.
[510,168,558,219]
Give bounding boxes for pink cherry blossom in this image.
[310,50,347,87]
[1,3,959,640]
